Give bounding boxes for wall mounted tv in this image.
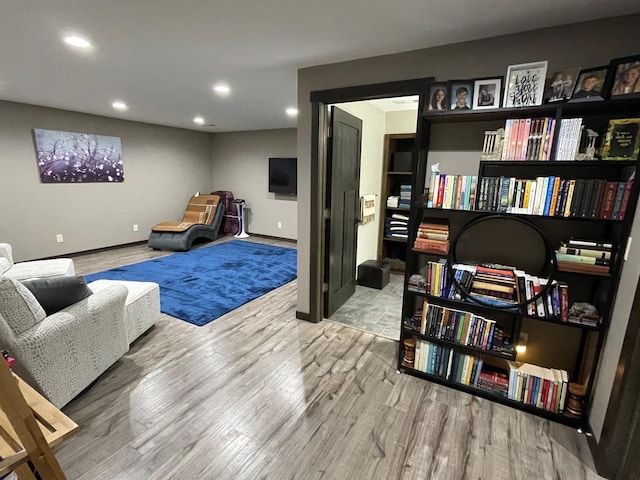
[268,157,297,195]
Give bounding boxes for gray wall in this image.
[296,14,640,441]
[211,129,297,239]
[0,100,213,261]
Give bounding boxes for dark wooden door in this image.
[324,107,362,317]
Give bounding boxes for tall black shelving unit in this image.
[398,96,640,429]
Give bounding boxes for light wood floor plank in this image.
[45,239,604,479]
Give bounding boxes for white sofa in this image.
[0,276,129,407]
[0,276,161,407]
[0,243,75,281]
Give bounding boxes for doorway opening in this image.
[309,79,432,339]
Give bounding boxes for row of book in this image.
[412,339,484,387]
[501,117,556,161]
[427,174,478,210]
[414,260,574,321]
[413,222,449,254]
[406,301,510,354]
[476,177,633,220]
[554,118,583,161]
[506,361,569,413]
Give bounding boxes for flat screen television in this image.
[268,157,297,195]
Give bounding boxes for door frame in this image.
[306,77,433,323]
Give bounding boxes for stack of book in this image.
[476,176,633,220]
[501,117,556,161]
[385,213,409,239]
[470,265,518,307]
[413,222,449,254]
[399,185,412,209]
[477,368,510,398]
[506,361,568,413]
[556,238,613,275]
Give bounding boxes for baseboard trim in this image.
[39,240,149,261]
[248,233,297,244]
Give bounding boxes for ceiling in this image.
[0,1,638,133]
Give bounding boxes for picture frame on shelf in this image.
[449,80,474,111]
[569,66,608,102]
[545,67,580,102]
[601,118,640,160]
[426,82,449,112]
[503,61,548,108]
[608,55,640,99]
[472,77,502,110]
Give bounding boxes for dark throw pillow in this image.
[21,276,93,316]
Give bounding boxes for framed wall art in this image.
[503,61,548,108]
[569,66,609,102]
[34,129,124,183]
[608,55,640,99]
[472,77,502,110]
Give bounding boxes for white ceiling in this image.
[0,1,638,132]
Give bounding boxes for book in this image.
[601,118,640,160]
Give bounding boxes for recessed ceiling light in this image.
[64,35,92,49]
[193,116,205,125]
[112,101,128,111]
[286,107,298,117]
[213,84,231,95]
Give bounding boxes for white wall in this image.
[385,110,418,134]
[211,129,297,239]
[0,100,213,261]
[296,14,640,441]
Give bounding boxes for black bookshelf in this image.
[398,96,640,429]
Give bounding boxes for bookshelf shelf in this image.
[384,237,408,243]
[387,171,413,175]
[385,206,411,211]
[399,365,583,429]
[398,96,639,428]
[410,291,601,331]
[402,326,517,360]
[421,207,624,222]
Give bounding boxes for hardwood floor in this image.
[52,238,603,479]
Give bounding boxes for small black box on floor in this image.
[392,152,412,172]
[357,260,391,289]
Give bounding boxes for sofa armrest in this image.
[10,284,130,407]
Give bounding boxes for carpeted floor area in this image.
[85,240,297,326]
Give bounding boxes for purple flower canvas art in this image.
[34,129,124,183]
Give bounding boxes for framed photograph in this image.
[569,66,608,102]
[545,67,580,102]
[608,55,640,99]
[601,118,640,160]
[503,61,548,108]
[425,82,449,112]
[33,129,124,183]
[472,77,502,110]
[449,80,473,111]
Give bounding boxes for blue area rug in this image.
[85,240,297,326]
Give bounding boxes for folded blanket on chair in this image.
[152,194,220,233]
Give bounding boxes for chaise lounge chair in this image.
[148,193,224,251]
